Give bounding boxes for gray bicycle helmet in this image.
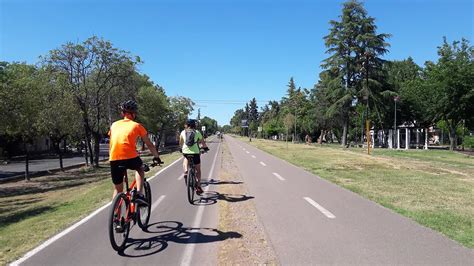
[120,100,138,113]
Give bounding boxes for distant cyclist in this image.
[179,119,209,195]
[108,100,162,204]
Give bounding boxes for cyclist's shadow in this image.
[120,221,242,257]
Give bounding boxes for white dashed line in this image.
[260,161,266,166]
[151,195,166,213]
[251,155,256,159]
[246,151,250,154]
[303,197,336,219]
[272,172,285,181]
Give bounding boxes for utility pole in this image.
[394,96,400,149]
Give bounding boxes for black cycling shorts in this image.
[110,156,143,185]
[183,153,200,165]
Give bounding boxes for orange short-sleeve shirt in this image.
[108,118,147,161]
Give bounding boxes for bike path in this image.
[17,141,222,266]
[226,136,474,265]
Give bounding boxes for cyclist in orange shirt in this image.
[108,100,162,204]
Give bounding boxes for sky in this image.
[1,0,473,126]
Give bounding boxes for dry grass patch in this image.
[217,141,278,265]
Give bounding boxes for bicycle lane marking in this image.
[303,197,336,219]
[272,172,285,181]
[180,142,220,266]
[151,195,167,213]
[11,156,183,266]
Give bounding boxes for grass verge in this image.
[0,152,181,265]
[238,137,474,248]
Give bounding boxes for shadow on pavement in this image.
[203,179,243,186]
[120,221,242,258]
[191,191,255,206]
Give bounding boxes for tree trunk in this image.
[24,142,30,181]
[93,133,100,167]
[57,142,64,171]
[63,138,67,154]
[341,117,348,147]
[448,126,457,151]
[155,132,161,151]
[84,136,89,166]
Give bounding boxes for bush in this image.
[463,135,474,149]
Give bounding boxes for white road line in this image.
[260,161,267,166]
[246,151,250,154]
[180,143,220,266]
[251,155,256,159]
[10,203,111,266]
[272,172,285,181]
[303,197,336,219]
[151,195,166,213]
[11,156,183,266]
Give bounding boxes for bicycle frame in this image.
[116,171,139,224]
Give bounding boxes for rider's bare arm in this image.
[142,134,160,158]
[199,137,208,149]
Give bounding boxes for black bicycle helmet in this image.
[186,119,197,128]
[120,100,138,113]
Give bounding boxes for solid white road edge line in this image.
[272,172,285,181]
[260,161,267,166]
[11,155,183,266]
[180,142,220,266]
[303,197,336,219]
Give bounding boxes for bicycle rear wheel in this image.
[187,168,195,204]
[108,193,130,251]
[137,181,152,231]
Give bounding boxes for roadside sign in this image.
[241,119,249,128]
[258,126,262,132]
[202,126,206,131]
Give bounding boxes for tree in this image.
[200,116,219,135]
[37,66,81,170]
[322,0,390,146]
[0,63,42,180]
[137,85,169,149]
[426,38,473,150]
[44,36,139,167]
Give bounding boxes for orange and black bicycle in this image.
[108,162,161,252]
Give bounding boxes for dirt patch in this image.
[217,141,278,265]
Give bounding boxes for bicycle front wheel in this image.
[137,181,152,231]
[108,193,130,251]
[187,168,195,204]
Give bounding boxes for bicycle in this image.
[108,161,162,252]
[184,148,209,204]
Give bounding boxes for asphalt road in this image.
[225,136,473,265]
[0,145,109,179]
[15,140,223,266]
[12,136,474,265]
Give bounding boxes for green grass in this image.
[0,152,181,265]
[238,137,474,248]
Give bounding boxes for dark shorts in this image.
[110,157,143,185]
[183,153,200,165]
